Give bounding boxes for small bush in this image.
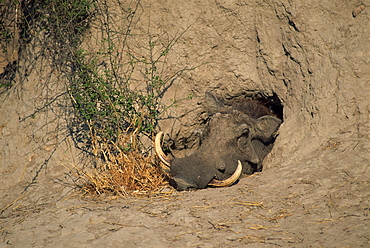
[4,0,195,196]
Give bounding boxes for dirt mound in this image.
[1,0,369,247]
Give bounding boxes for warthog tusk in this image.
[208,160,242,187]
[154,132,171,167]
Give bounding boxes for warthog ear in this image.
[205,92,224,114]
[255,116,282,141]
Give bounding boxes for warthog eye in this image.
[236,124,250,139]
[239,128,249,139]
[237,132,249,148]
[241,129,249,138]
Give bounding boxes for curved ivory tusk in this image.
[154,132,171,167]
[208,160,242,187]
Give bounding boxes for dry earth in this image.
[1,0,369,247]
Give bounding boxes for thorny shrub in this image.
[1,0,195,196]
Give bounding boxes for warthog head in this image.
[155,92,282,190]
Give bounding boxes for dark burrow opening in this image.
[224,91,284,122]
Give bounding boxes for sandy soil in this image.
[1,142,369,247]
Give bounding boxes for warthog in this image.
[155,92,282,190]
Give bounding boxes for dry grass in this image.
[73,133,170,198]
